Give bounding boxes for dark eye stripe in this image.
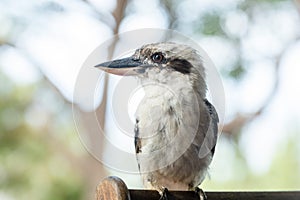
[168,58,192,74]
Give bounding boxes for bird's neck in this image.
[139,68,206,98]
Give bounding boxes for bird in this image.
[95,42,219,200]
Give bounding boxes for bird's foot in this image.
[159,187,169,200]
[195,187,207,200]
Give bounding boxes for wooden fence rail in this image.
[96,176,300,200]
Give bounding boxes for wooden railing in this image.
[96,176,300,200]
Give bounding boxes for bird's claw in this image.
[195,187,207,200]
[159,187,169,200]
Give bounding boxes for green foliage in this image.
[227,62,246,80]
[239,0,290,11]
[203,132,300,190]
[0,72,84,200]
[200,13,225,36]
[265,133,300,189]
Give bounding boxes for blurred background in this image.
[1,0,300,199]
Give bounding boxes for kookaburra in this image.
[95,42,219,200]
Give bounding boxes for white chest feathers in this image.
[135,70,204,169]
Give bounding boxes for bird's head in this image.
[95,42,207,95]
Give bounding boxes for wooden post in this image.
[96,176,300,200]
[96,176,130,200]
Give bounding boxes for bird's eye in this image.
[151,53,164,63]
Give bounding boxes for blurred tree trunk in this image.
[296,0,300,15]
[77,0,128,199]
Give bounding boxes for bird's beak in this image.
[95,57,147,76]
